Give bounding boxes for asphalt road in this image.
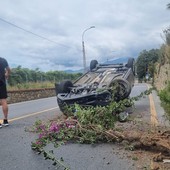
[0,83,167,170]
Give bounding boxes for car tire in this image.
[57,100,69,116]
[126,58,135,75]
[57,80,73,93]
[110,78,131,101]
[90,60,98,71]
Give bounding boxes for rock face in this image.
[154,46,170,90]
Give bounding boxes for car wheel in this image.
[58,102,70,116]
[57,80,73,93]
[110,78,131,101]
[90,60,98,71]
[126,58,135,75]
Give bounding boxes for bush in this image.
[159,82,170,116]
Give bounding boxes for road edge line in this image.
[147,84,159,126]
[0,107,58,123]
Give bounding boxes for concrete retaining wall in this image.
[7,88,56,104]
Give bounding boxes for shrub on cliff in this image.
[159,81,170,116]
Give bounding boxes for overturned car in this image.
[55,58,135,113]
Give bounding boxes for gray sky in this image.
[0,0,169,71]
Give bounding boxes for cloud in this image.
[0,0,170,71]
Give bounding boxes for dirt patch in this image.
[114,119,170,170]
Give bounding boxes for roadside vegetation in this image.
[7,66,82,90]
[136,49,159,83]
[159,82,170,117]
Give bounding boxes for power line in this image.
[0,17,72,49]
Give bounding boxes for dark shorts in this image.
[0,81,7,99]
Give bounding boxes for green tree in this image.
[8,66,82,88]
[136,49,159,81]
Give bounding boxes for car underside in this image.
[55,58,135,113]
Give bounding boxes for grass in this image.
[7,81,55,90]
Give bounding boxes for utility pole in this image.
[82,26,95,73]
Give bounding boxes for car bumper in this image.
[57,91,111,108]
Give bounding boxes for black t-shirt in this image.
[0,57,9,83]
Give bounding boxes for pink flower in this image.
[49,122,60,133]
[36,141,42,145]
[65,121,75,128]
[68,125,75,128]
[38,133,44,139]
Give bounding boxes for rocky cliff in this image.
[154,45,170,90]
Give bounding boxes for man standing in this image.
[0,57,11,128]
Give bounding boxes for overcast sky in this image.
[0,0,169,71]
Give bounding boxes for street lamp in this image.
[82,26,95,72]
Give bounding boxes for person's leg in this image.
[1,99,8,120]
[0,99,2,127]
[0,82,9,126]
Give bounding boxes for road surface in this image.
[0,83,167,170]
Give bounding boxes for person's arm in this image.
[5,66,11,80]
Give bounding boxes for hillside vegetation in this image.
[154,43,170,90]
